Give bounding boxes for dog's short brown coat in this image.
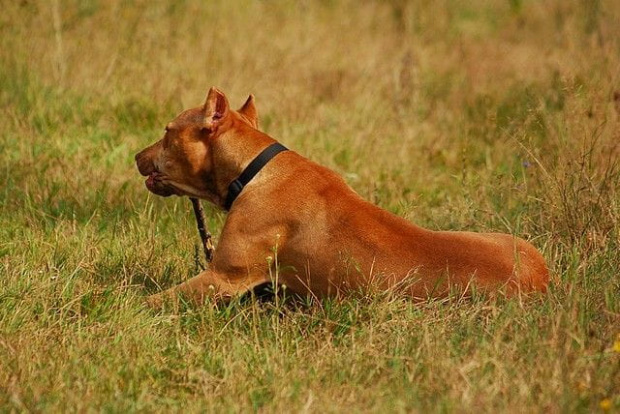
[135,88,549,306]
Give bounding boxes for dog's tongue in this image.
[145,173,156,189]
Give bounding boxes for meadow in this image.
[1,0,619,412]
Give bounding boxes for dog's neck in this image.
[208,125,278,210]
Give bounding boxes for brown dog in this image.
[135,87,549,307]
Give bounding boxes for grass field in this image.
[1,0,619,412]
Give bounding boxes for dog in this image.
[135,87,549,307]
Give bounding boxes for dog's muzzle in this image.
[144,172,175,197]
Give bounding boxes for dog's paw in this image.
[145,293,164,310]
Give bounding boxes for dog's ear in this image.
[238,94,258,128]
[203,87,229,126]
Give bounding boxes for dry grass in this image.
[1,0,619,412]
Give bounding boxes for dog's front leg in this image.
[146,268,268,309]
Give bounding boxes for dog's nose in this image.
[135,150,155,176]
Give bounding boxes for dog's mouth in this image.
[145,172,177,197]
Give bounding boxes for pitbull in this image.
[135,87,549,307]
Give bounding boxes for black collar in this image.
[224,142,288,211]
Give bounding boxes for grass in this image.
[1,0,619,412]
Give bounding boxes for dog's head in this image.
[135,87,259,204]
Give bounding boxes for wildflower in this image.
[613,334,620,353]
[599,398,611,411]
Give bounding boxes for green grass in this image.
[1,0,619,412]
